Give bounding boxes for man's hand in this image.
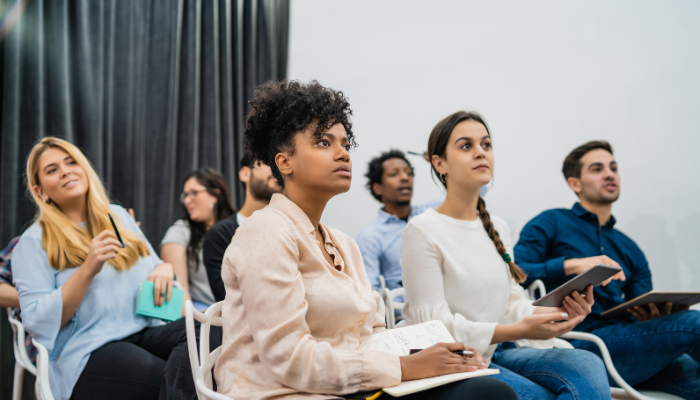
[628,302,689,322]
[563,255,626,286]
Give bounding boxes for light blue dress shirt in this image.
[357,199,442,293]
[12,205,164,400]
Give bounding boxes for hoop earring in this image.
[439,173,446,184]
[43,197,49,204]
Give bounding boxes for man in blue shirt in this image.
[357,150,439,293]
[516,140,700,398]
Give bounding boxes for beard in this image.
[249,174,279,202]
[582,184,620,205]
[395,200,411,207]
[599,191,620,204]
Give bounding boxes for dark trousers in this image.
[331,377,517,400]
[402,377,517,400]
[71,318,222,400]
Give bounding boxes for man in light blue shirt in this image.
[357,150,440,293]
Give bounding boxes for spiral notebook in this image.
[361,321,499,397]
[136,280,185,321]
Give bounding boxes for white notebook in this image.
[361,321,499,397]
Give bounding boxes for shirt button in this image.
[357,292,362,298]
[601,246,604,252]
[358,321,364,326]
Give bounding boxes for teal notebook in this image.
[136,280,185,321]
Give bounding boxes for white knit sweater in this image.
[400,208,552,363]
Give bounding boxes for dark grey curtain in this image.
[0,0,289,398]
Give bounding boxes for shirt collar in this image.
[269,193,316,235]
[377,206,415,224]
[572,202,617,229]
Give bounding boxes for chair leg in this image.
[12,363,24,400]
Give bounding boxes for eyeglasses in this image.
[180,189,207,203]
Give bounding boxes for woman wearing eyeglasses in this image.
[161,168,236,311]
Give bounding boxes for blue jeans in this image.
[570,310,700,400]
[490,346,611,400]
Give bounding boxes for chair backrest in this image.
[526,280,546,301]
[382,287,404,329]
[184,300,231,400]
[7,308,36,375]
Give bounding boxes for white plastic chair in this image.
[527,280,683,400]
[382,287,404,329]
[7,308,37,400]
[378,275,386,293]
[9,281,185,400]
[185,300,230,400]
[376,291,386,324]
[32,338,54,400]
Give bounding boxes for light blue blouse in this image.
[13,205,164,400]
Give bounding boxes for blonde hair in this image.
[26,137,150,271]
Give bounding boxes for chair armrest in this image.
[376,292,386,323]
[560,332,653,400]
[32,339,55,400]
[7,308,37,375]
[552,338,574,349]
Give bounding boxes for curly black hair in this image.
[365,149,413,202]
[243,80,356,188]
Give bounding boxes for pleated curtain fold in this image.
[0,0,289,397]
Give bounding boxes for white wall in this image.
[287,0,700,291]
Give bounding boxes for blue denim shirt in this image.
[357,199,442,292]
[515,202,652,332]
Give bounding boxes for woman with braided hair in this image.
[400,111,611,399]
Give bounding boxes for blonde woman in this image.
[12,137,206,400]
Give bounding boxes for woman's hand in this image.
[514,312,585,340]
[148,263,174,306]
[82,231,121,276]
[547,285,594,319]
[560,285,594,318]
[399,342,487,381]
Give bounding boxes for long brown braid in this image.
[428,111,527,283]
[477,197,527,283]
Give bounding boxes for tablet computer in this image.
[600,291,700,319]
[531,264,622,307]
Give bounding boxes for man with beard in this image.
[203,154,281,301]
[515,140,700,398]
[357,150,440,294]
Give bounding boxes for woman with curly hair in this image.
[213,80,517,400]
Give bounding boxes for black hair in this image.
[181,168,236,270]
[239,153,255,191]
[240,153,255,170]
[427,111,527,284]
[243,80,356,188]
[562,141,614,180]
[365,149,413,202]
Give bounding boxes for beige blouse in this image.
[214,194,401,400]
